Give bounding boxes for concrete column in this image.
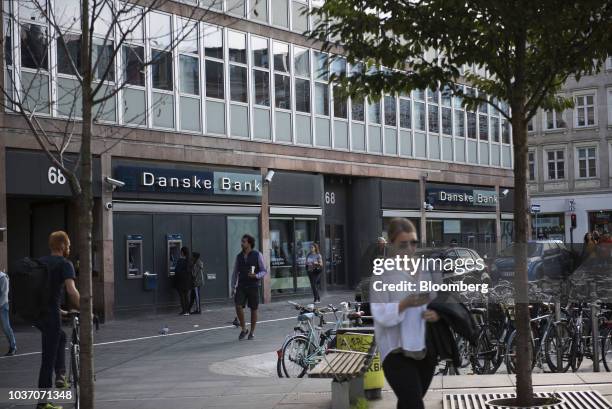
[495,185,501,254]
[0,145,7,272]
[260,167,271,304]
[419,175,427,246]
[97,153,114,321]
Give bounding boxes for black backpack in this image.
[9,258,51,323]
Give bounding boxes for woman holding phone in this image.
[306,243,323,303]
[370,218,439,409]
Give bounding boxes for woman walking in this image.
[370,218,439,409]
[175,247,192,316]
[190,252,204,314]
[581,232,597,262]
[306,243,323,303]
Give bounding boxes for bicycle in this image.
[566,302,611,372]
[65,311,99,409]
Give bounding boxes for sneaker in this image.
[55,374,69,389]
[232,317,240,327]
[5,348,16,356]
[239,330,249,340]
[36,403,63,409]
[248,332,255,340]
[191,310,201,315]
[182,312,190,316]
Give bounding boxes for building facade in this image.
[527,59,612,245]
[0,0,514,319]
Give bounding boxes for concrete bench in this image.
[307,343,377,409]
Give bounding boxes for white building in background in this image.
[528,58,612,244]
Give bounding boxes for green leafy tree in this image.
[310,0,611,405]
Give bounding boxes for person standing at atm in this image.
[175,247,193,316]
[231,234,267,340]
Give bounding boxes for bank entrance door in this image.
[325,224,346,287]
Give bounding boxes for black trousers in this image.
[307,270,322,300]
[178,289,191,313]
[36,317,67,389]
[382,352,436,409]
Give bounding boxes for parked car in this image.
[490,240,574,282]
[414,247,490,285]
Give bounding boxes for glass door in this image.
[325,224,346,286]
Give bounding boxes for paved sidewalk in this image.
[86,372,612,409]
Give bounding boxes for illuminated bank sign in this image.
[426,186,497,209]
[114,166,262,196]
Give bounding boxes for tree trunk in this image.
[79,0,95,407]
[511,109,534,406]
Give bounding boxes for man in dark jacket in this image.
[175,247,192,316]
[231,234,267,340]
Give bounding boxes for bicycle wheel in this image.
[601,327,612,372]
[505,330,535,374]
[471,327,496,374]
[281,335,318,378]
[71,344,80,409]
[544,322,572,373]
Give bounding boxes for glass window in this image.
[427,88,438,104]
[178,19,198,55]
[528,151,535,181]
[368,99,380,124]
[20,24,48,69]
[275,74,290,109]
[273,42,289,72]
[577,147,597,178]
[414,101,425,131]
[21,71,50,113]
[467,112,477,138]
[179,55,199,95]
[149,13,172,50]
[122,45,145,86]
[545,110,566,130]
[252,0,268,22]
[502,119,510,143]
[292,1,308,33]
[200,0,223,11]
[56,0,80,29]
[205,60,224,99]
[333,85,347,118]
[491,117,500,142]
[547,150,564,180]
[331,57,346,78]
[272,0,289,27]
[315,83,329,115]
[92,1,113,37]
[295,78,310,113]
[384,96,396,126]
[151,50,173,91]
[252,37,269,68]
[230,65,248,103]
[119,6,144,43]
[57,33,81,75]
[294,47,310,77]
[204,26,223,59]
[442,107,452,135]
[228,31,247,63]
[399,99,411,128]
[352,99,364,122]
[441,86,452,106]
[227,0,246,16]
[414,89,425,101]
[479,114,488,140]
[314,52,328,80]
[92,37,114,81]
[428,105,439,133]
[454,110,465,137]
[253,70,270,106]
[4,19,13,67]
[19,0,47,23]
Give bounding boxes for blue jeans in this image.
[0,303,16,350]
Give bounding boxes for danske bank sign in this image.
[114,166,262,196]
[426,187,497,208]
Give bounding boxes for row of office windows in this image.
[4,1,513,167]
[528,145,607,182]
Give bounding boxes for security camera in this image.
[423,202,434,211]
[501,188,509,197]
[104,176,126,189]
[264,170,275,183]
[105,202,113,210]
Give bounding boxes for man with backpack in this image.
[37,231,80,408]
[0,270,16,356]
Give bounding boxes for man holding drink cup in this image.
[231,234,268,340]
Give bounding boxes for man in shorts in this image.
[231,234,267,340]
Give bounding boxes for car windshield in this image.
[499,243,542,258]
